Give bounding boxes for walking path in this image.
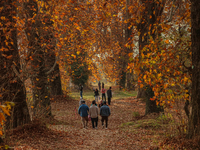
[9,96,166,150]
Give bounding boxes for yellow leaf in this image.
[143,75,147,80]
[0,113,5,121]
[183,76,188,82]
[45,96,48,98]
[1,106,10,116]
[31,106,34,109]
[76,51,80,55]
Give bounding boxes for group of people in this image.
[78,100,111,129]
[79,81,112,105]
[94,87,112,105]
[78,82,112,129]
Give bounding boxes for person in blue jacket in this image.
[100,101,111,129]
[78,101,89,129]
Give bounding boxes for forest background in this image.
[0,0,200,149]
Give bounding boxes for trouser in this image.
[101,116,108,128]
[80,91,83,98]
[91,117,98,128]
[108,97,111,105]
[95,96,99,102]
[102,93,106,102]
[81,116,88,128]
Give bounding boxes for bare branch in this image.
[46,56,58,75]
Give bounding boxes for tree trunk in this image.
[0,0,30,129]
[119,70,126,90]
[137,0,166,114]
[49,64,63,96]
[24,0,51,117]
[188,0,200,138]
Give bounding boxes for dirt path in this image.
[48,96,151,150]
[8,96,165,150]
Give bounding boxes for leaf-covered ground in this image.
[5,95,200,150]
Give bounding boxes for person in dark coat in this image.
[78,101,89,129]
[100,101,111,129]
[94,88,99,102]
[79,84,83,98]
[107,87,112,105]
[102,82,104,89]
[98,81,101,91]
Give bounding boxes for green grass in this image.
[69,91,96,101]
[68,89,137,101]
[120,119,164,130]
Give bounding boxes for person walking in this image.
[100,101,111,129]
[94,88,99,102]
[101,87,106,102]
[98,81,101,91]
[79,84,83,98]
[107,87,112,105]
[102,82,104,89]
[89,100,99,129]
[78,101,89,129]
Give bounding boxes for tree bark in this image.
[137,0,166,114]
[188,0,200,138]
[0,0,30,129]
[49,64,63,96]
[24,0,51,117]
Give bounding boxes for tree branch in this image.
[46,56,58,75]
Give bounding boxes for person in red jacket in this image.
[101,87,106,102]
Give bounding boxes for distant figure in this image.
[79,97,83,107]
[102,82,104,89]
[107,87,112,105]
[98,81,101,91]
[101,87,106,102]
[94,88,99,102]
[89,100,99,129]
[78,101,89,129]
[79,84,83,98]
[100,101,111,129]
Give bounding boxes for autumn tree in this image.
[23,0,52,117]
[188,0,200,138]
[0,0,30,128]
[135,0,166,114]
[40,2,63,96]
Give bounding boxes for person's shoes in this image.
[95,127,98,129]
[102,125,104,129]
[86,126,88,129]
[105,127,107,129]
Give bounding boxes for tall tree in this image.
[0,0,30,128]
[24,0,51,117]
[136,0,166,114]
[188,0,200,138]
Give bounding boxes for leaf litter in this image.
[4,95,200,150]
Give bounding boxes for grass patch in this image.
[120,122,135,127]
[69,91,96,101]
[68,89,137,101]
[120,119,163,130]
[113,90,137,100]
[132,111,140,118]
